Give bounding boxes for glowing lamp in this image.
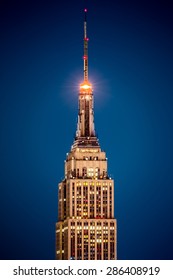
[80,82,93,93]
[80,84,91,90]
[84,8,87,12]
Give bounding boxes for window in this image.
[95,167,100,178]
[77,168,79,178]
[82,167,87,177]
[88,168,94,177]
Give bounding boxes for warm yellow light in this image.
[80,84,91,89]
[80,81,93,92]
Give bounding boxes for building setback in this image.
[56,9,117,260]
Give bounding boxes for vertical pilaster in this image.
[94,183,96,218]
[74,182,77,217]
[101,220,103,259]
[108,184,110,218]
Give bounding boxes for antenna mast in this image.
[83,8,89,81]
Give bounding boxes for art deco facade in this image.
[56,9,117,260]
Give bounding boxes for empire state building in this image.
[56,9,117,260]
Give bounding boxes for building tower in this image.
[56,9,117,260]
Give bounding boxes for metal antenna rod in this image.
[83,8,88,81]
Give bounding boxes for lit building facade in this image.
[56,9,117,260]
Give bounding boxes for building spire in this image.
[73,8,98,146]
[84,8,89,81]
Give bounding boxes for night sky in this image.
[1,0,173,260]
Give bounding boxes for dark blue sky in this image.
[0,0,173,259]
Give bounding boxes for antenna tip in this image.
[84,8,87,12]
